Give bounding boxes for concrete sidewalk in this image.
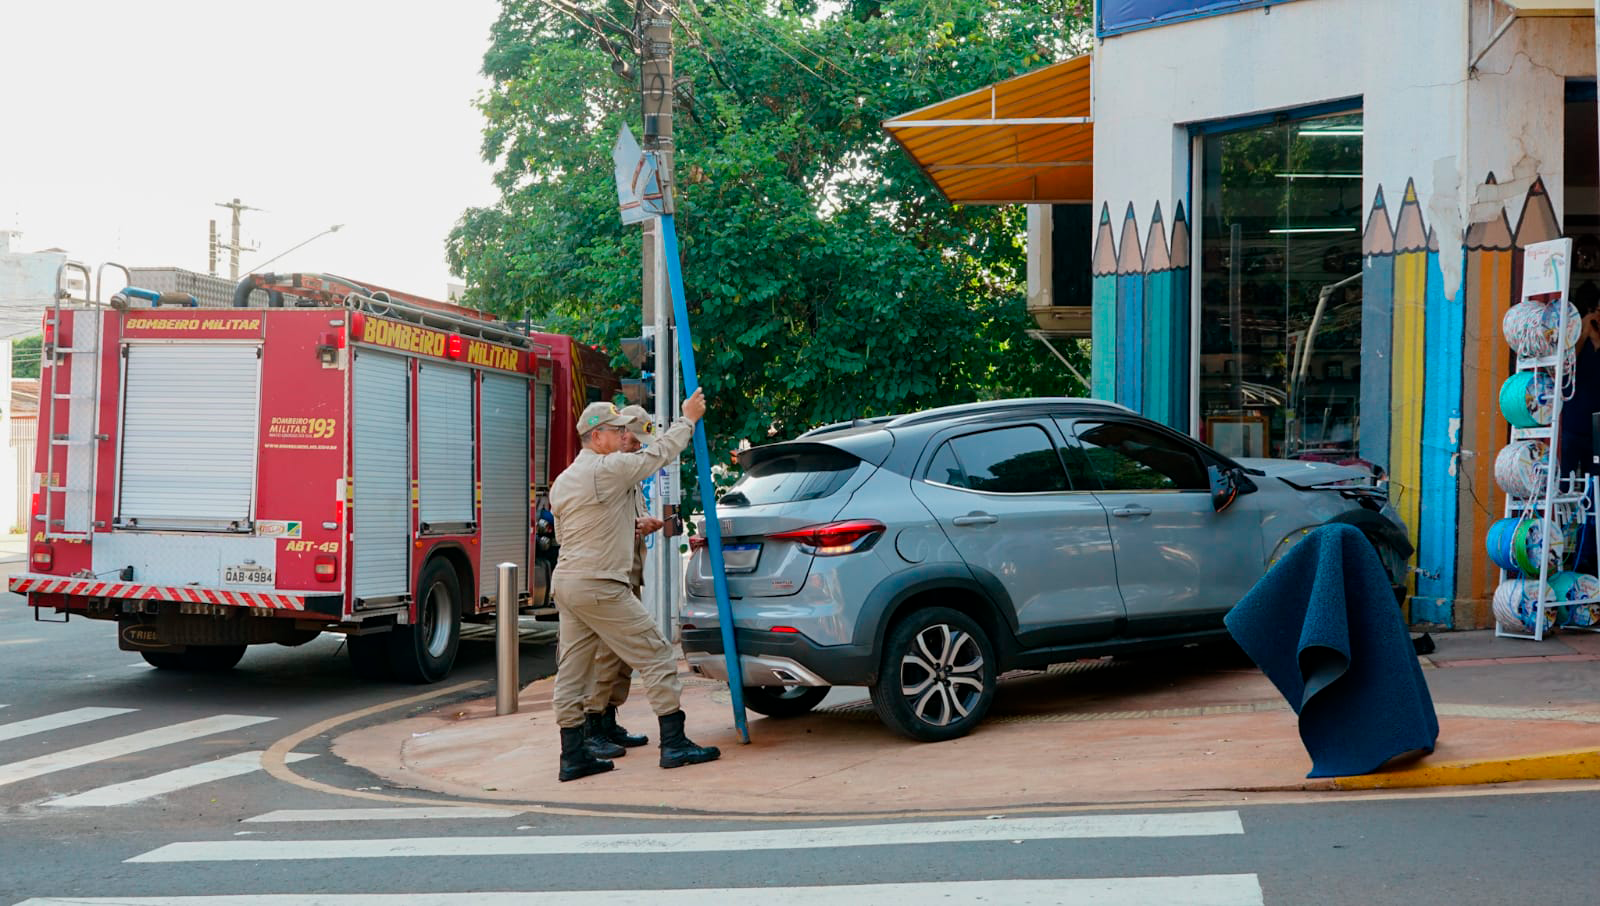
[333,629,1600,816]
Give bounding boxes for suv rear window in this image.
[719,448,860,507]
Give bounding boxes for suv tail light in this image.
[767,519,885,556]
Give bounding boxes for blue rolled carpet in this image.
[1225,523,1438,778]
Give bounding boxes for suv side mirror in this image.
[1208,465,1240,514]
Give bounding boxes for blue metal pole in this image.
[659,212,749,743]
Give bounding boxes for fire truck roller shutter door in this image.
[118,344,259,531]
[352,351,411,598]
[534,380,553,489]
[417,365,474,526]
[479,373,530,602]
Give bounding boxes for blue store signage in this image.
[1099,0,1301,37]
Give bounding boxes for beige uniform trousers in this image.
[582,532,647,713]
[551,574,680,728]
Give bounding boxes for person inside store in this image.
[1559,280,1600,572]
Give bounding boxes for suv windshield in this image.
[720,448,860,507]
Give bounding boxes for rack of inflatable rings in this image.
[1490,237,1600,639]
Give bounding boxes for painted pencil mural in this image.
[1143,204,1172,428]
[1089,200,1191,426]
[1168,204,1192,432]
[1115,203,1145,408]
[1456,176,1514,626]
[1360,187,1394,469]
[1389,181,1428,595]
[1092,204,1119,400]
[1413,223,1462,624]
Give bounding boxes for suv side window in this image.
[1070,420,1208,491]
[927,426,1070,493]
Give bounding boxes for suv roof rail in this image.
[796,415,899,438]
[883,397,1131,429]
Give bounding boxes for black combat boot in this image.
[602,705,648,747]
[658,710,720,769]
[583,711,626,759]
[558,725,614,782]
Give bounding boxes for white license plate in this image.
[721,543,761,573]
[223,564,274,585]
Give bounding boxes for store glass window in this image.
[1199,110,1363,459]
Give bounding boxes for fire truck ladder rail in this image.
[40,261,123,542]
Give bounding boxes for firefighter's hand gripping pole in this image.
[660,213,750,744]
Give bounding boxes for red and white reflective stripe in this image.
[6,575,308,612]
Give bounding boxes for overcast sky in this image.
[2,0,504,300]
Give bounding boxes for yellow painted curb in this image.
[1331,749,1600,790]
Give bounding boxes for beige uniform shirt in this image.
[550,418,694,583]
[629,488,648,591]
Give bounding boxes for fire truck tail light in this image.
[446,334,464,360]
[314,556,338,582]
[349,311,366,340]
[32,545,53,571]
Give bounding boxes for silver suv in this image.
[681,398,1410,741]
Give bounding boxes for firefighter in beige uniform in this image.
[550,392,720,782]
[577,404,661,759]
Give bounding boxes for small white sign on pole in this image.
[1522,237,1572,298]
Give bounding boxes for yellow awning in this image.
[1501,0,1591,14]
[884,54,1093,205]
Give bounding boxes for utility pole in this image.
[213,197,262,280]
[638,0,679,639]
[208,219,219,277]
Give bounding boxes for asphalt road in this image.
[3,567,1598,905]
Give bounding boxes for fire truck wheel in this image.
[388,557,463,683]
[140,645,247,672]
[347,634,392,681]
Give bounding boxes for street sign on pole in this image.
[613,125,665,225]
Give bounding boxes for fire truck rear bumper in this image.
[9,574,337,614]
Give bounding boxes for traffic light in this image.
[619,335,653,371]
[618,334,654,407]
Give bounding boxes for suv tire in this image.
[742,684,831,718]
[870,607,996,742]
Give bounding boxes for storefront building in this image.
[889,0,1600,629]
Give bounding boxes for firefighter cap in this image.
[619,405,656,445]
[577,401,633,436]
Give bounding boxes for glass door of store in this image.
[1197,110,1364,461]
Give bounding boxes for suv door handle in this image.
[951,513,998,526]
[1111,505,1152,518]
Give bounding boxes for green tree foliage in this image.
[12,335,41,379]
[449,0,1092,466]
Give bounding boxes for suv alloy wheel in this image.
[869,607,996,741]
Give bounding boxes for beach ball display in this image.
[1492,578,1562,635]
[1485,517,1568,575]
[1494,440,1550,499]
[1549,572,1600,628]
[1539,300,1584,354]
[1502,300,1547,355]
[1498,372,1557,428]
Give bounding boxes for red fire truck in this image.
[9,268,618,682]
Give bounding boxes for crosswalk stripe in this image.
[0,714,274,788]
[128,811,1243,863]
[243,806,524,823]
[0,706,137,743]
[44,751,315,808]
[13,876,1266,905]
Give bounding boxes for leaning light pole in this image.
[614,125,749,743]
